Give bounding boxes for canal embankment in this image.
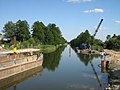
[104,49,120,70]
[104,49,120,90]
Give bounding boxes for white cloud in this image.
[66,0,93,3]
[83,8,104,13]
[115,20,120,24]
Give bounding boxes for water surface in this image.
[1,45,108,90]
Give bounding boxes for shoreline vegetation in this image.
[0,44,67,55]
[35,45,56,53]
[35,44,67,53]
[0,20,120,69]
[70,30,120,70]
[0,20,67,54]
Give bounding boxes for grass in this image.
[3,44,66,53]
[35,45,56,53]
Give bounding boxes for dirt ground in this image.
[104,49,120,70]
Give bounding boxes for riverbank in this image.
[104,49,120,70]
[35,44,67,53]
[34,45,56,53]
[105,49,120,90]
[0,45,66,54]
[75,48,100,54]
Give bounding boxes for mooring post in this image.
[13,36,17,60]
[101,56,107,73]
[13,36,16,54]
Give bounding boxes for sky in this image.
[0,0,120,41]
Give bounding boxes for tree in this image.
[47,23,66,45]
[70,30,104,51]
[2,20,67,47]
[117,35,120,40]
[105,34,120,50]
[44,27,54,44]
[106,35,111,41]
[2,21,15,41]
[16,20,30,41]
[32,21,45,44]
[60,37,67,44]
[112,34,117,38]
[70,30,92,47]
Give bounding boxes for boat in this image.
[0,65,43,90]
[0,50,43,80]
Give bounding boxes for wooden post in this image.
[13,36,17,54]
[13,36,17,60]
[101,60,106,73]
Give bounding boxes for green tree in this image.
[70,30,91,47]
[105,35,120,50]
[117,35,120,40]
[70,30,104,50]
[47,24,62,45]
[2,20,66,47]
[32,21,45,44]
[106,35,111,41]
[93,39,103,46]
[2,21,15,41]
[60,36,67,44]
[44,27,54,44]
[112,34,117,38]
[16,20,30,41]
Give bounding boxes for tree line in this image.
[70,30,104,50]
[70,30,120,51]
[1,20,67,48]
[105,34,120,50]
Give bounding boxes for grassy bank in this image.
[34,45,56,53]
[2,44,67,54]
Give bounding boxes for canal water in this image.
[2,45,108,90]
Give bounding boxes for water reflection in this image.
[0,46,114,90]
[69,46,71,57]
[0,66,43,90]
[43,46,66,71]
[75,52,109,90]
[76,52,120,89]
[76,53,100,66]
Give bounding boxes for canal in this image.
[1,45,108,90]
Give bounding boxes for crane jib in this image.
[93,19,103,37]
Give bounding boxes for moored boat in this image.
[0,53,43,80]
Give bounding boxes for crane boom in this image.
[93,19,103,38]
[89,19,103,51]
[89,19,104,89]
